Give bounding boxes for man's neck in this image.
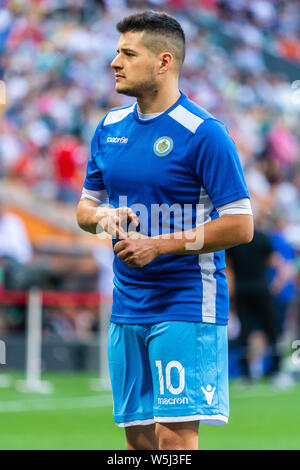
[136,85,181,115]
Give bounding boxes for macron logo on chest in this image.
[106,136,128,144]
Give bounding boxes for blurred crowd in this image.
[0,0,299,374]
[0,0,299,205]
[210,0,300,63]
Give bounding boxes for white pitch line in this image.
[1,387,298,413]
[231,388,298,399]
[0,394,113,413]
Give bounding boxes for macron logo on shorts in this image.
[157,397,189,405]
[201,385,216,405]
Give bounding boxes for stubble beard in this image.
[115,74,158,99]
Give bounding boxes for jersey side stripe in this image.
[103,105,135,126]
[198,187,217,323]
[168,105,204,133]
[199,253,217,324]
[199,186,214,222]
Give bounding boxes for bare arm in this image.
[76,198,100,234]
[155,214,254,256]
[114,214,254,268]
[76,198,139,239]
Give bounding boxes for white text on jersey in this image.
[106,136,128,144]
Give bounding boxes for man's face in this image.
[111,31,159,97]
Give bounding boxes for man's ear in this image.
[158,52,173,74]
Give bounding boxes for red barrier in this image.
[0,288,112,307]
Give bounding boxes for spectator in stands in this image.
[51,135,87,203]
[226,216,281,383]
[0,199,32,264]
[93,244,114,299]
[268,214,297,337]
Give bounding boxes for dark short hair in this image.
[116,10,186,70]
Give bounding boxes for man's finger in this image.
[113,217,127,239]
[117,207,139,226]
[116,227,127,239]
[114,240,127,253]
[128,209,139,226]
[121,256,138,267]
[125,261,138,268]
[117,250,131,261]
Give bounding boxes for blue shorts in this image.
[108,321,229,427]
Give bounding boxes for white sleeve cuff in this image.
[216,198,252,216]
[80,187,109,205]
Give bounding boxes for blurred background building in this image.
[0,0,299,379]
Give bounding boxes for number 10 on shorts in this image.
[155,360,185,395]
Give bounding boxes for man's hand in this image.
[97,207,139,239]
[114,232,160,267]
[77,199,139,237]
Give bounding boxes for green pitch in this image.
[0,372,299,450]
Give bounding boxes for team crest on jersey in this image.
[153,136,173,157]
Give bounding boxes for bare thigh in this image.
[156,421,199,450]
[125,424,158,450]
[125,421,199,450]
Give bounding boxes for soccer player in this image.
[77,11,253,450]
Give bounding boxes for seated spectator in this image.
[0,199,32,264]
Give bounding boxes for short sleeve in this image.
[83,119,106,191]
[194,119,249,208]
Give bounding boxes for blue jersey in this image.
[83,91,249,325]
